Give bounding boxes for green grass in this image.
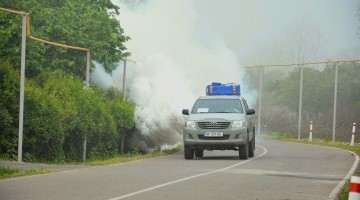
[264,133,359,200]
[0,166,53,179]
[84,149,180,166]
[0,146,181,179]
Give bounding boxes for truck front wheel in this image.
[239,134,249,160]
[184,146,194,159]
[249,134,255,157]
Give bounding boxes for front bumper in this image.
[183,127,247,150]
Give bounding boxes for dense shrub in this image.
[0,60,19,159]
[0,66,135,162]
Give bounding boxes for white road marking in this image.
[107,145,268,200]
[221,168,344,181]
[328,149,359,200]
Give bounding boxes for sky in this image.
[192,0,359,63]
[92,0,360,147]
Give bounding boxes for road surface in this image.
[0,139,356,200]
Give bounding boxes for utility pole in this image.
[121,52,131,101]
[82,51,91,162]
[257,67,263,136]
[121,52,131,154]
[297,64,304,140]
[18,14,27,162]
[332,62,338,143]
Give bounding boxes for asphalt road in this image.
[0,139,356,200]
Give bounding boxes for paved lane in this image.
[0,139,356,200]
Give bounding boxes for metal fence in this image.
[245,59,360,143]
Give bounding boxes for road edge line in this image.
[328,148,359,200]
[271,139,360,199]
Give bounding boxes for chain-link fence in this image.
[245,60,360,143]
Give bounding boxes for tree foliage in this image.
[0,1,135,162]
[0,60,19,159]
[0,62,135,161]
[0,0,130,78]
[266,63,360,140]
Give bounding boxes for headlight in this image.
[185,120,196,128]
[232,120,245,128]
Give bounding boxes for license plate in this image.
[204,132,223,137]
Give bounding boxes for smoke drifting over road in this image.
[90,0,257,148]
[92,0,359,149]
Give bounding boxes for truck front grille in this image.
[197,121,231,129]
[198,134,230,140]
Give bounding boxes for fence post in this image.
[351,123,356,146]
[309,121,313,142]
[349,176,360,199]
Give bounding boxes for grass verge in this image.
[264,133,359,200]
[85,148,181,166]
[0,145,181,179]
[0,166,53,179]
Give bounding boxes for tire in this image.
[239,134,249,160]
[195,149,204,158]
[248,134,255,157]
[184,146,194,159]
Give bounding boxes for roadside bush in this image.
[24,81,65,162]
[0,60,19,159]
[0,67,136,162]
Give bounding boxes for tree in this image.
[267,62,360,140]
[0,0,130,78]
[0,1,137,161]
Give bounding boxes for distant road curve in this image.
[0,139,357,200]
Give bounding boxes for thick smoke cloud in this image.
[91,0,255,148]
[91,0,358,149]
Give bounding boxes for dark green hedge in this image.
[0,60,135,162]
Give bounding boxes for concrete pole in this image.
[121,135,125,155]
[83,136,87,162]
[332,62,338,143]
[121,59,127,154]
[122,59,127,101]
[86,51,90,87]
[120,52,131,154]
[257,67,263,136]
[82,51,90,162]
[18,15,27,162]
[309,120,313,142]
[297,65,304,140]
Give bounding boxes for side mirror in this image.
[182,109,190,115]
[246,109,255,115]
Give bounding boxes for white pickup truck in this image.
[182,95,256,160]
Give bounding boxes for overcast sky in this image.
[114,0,360,100]
[118,0,359,64]
[192,0,359,63]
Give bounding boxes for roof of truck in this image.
[198,96,243,100]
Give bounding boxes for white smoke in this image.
[90,0,257,147]
[90,62,115,89]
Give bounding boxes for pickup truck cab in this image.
[182,95,256,159]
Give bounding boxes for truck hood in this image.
[188,113,245,121]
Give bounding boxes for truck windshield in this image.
[191,99,244,114]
